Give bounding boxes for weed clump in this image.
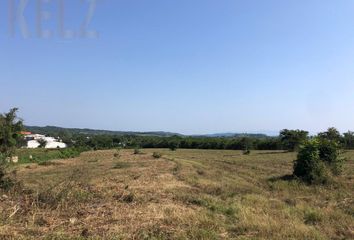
[152,152,162,159]
[243,149,251,155]
[134,148,141,155]
[304,209,323,225]
[0,171,15,191]
[114,152,120,158]
[0,155,16,190]
[114,191,135,203]
[122,193,134,203]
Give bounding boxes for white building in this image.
[24,133,67,149]
[45,141,67,149]
[27,140,41,148]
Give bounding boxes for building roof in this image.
[20,131,32,135]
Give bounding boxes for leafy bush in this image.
[152,152,162,159]
[318,139,344,175]
[294,138,345,184]
[293,139,329,184]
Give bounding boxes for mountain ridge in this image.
[24,125,270,138]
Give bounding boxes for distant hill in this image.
[24,126,270,138]
[194,133,269,138]
[24,126,183,137]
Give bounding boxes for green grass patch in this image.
[16,148,85,164]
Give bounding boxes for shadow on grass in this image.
[257,151,289,155]
[268,174,295,182]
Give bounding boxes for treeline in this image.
[68,135,280,151]
[53,127,354,151]
[24,124,354,151]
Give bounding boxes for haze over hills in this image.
[24,125,272,138]
[24,126,182,137]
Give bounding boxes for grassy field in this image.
[0,149,353,239]
[16,148,83,164]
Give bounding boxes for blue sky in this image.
[1,0,354,135]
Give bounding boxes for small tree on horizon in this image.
[168,141,179,151]
[318,127,341,143]
[343,131,354,149]
[280,129,309,152]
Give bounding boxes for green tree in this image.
[0,108,23,189]
[168,141,179,151]
[318,127,341,143]
[280,129,309,151]
[343,131,354,149]
[0,108,24,157]
[240,137,253,151]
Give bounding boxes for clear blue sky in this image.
[1,0,354,135]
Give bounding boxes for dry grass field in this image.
[0,149,353,239]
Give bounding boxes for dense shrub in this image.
[293,140,328,184]
[294,138,345,184]
[318,139,344,175]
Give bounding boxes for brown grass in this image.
[0,149,353,239]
